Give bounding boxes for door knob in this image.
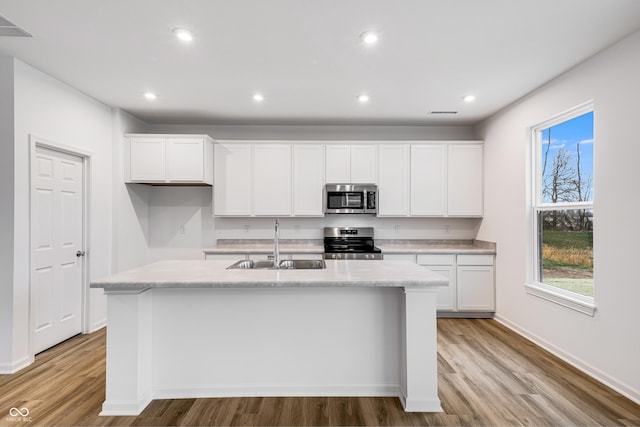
[76,251,85,257]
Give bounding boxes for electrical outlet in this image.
[294,224,300,233]
[444,224,451,234]
[394,224,400,233]
[244,224,250,233]
[179,224,186,235]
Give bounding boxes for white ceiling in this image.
[1,0,640,126]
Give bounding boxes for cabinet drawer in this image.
[457,254,494,266]
[417,254,455,265]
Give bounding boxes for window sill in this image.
[524,283,596,316]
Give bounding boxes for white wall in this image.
[111,109,151,271]
[1,59,115,372]
[475,30,640,402]
[0,57,16,372]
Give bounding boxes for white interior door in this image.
[31,145,84,354]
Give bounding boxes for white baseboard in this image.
[0,355,34,374]
[88,318,106,333]
[153,383,402,400]
[495,314,640,405]
[100,398,152,416]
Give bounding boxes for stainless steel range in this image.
[323,227,383,260]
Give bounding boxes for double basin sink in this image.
[227,259,326,270]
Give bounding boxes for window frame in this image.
[525,102,596,316]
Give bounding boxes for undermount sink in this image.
[226,259,326,270]
[278,259,326,269]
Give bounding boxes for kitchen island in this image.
[91,260,447,416]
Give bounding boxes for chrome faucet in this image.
[271,219,280,268]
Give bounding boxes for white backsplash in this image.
[145,186,481,261]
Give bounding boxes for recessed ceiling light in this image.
[360,31,379,45]
[173,28,193,42]
[253,93,264,102]
[357,94,370,103]
[143,92,157,100]
[463,94,476,103]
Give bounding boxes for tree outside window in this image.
[536,110,594,298]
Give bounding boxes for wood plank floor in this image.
[1,319,638,426]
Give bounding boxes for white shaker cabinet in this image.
[410,144,447,216]
[213,143,252,216]
[325,145,351,183]
[377,144,410,216]
[417,255,456,311]
[126,134,213,184]
[350,144,378,183]
[325,144,377,183]
[448,144,483,216]
[293,144,325,216]
[129,136,166,182]
[456,255,495,312]
[253,144,292,216]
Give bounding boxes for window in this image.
[527,103,595,315]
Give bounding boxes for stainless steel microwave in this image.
[324,184,377,215]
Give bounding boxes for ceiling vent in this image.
[429,111,458,115]
[0,15,32,37]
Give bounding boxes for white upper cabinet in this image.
[129,136,166,182]
[447,144,483,216]
[325,145,351,183]
[377,144,410,216]
[253,144,292,216]
[350,145,378,183]
[410,144,446,216]
[293,144,325,216]
[214,143,252,216]
[325,144,377,183]
[126,134,213,185]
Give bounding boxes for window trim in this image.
[526,101,596,316]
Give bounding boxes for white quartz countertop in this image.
[202,239,495,255]
[90,259,448,291]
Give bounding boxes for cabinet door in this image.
[377,144,410,216]
[448,144,483,216]
[167,137,204,182]
[428,265,456,311]
[410,144,446,216]
[456,266,495,311]
[213,143,252,216]
[350,144,378,183]
[325,145,351,183]
[130,137,166,181]
[293,144,325,216]
[253,144,292,216]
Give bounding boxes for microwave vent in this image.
[430,111,458,115]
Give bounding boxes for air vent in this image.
[0,15,32,37]
[430,111,458,115]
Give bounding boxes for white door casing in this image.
[31,143,85,354]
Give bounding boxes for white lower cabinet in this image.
[417,255,456,311]
[414,253,494,316]
[456,255,495,312]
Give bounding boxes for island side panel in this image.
[100,289,153,416]
[150,287,404,398]
[402,288,443,412]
